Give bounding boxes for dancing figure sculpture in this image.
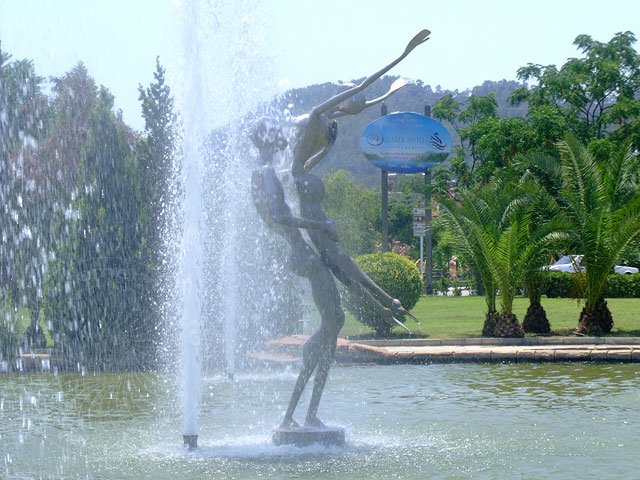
[251,29,430,440]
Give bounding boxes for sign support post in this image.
[380,103,389,252]
[360,108,452,292]
[423,105,433,294]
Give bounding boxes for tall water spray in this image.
[177,0,204,446]
[173,0,280,446]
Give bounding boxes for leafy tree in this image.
[432,93,499,185]
[0,44,49,153]
[512,31,640,149]
[475,118,537,168]
[0,45,52,352]
[49,62,98,172]
[137,57,179,355]
[45,85,148,368]
[322,169,379,256]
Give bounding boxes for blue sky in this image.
[1,0,638,130]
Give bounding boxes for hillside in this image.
[275,76,527,186]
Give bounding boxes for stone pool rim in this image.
[258,335,640,365]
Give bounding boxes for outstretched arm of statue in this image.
[262,167,339,241]
[329,78,410,119]
[310,29,430,118]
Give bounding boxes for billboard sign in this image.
[360,112,452,173]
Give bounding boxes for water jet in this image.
[183,434,198,450]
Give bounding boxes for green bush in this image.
[603,274,640,298]
[541,272,581,298]
[346,252,423,336]
[542,272,640,298]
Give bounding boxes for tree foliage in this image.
[0,44,179,368]
[322,170,379,256]
[513,31,640,149]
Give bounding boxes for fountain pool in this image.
[2,362,638,479]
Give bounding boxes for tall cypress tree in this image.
[137,58,179,360]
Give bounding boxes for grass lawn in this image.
[340,295,640,339]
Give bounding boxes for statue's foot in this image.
[304,417,326,429]
[279,418,301,430]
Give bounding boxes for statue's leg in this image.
[297,263,343,427]
[281,257,339,428]
[304,301,344,427]
[326,249,396,306]
[281,330,323,428]
[304,332,337,427]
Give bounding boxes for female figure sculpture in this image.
[251,29,430,432]
[250,117,344,431]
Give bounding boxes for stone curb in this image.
[254,336,640,366]
[338,344,640,364]
[351,337,640,347]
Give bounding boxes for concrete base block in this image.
[273,425,345,447]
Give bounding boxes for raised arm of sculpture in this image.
[328,77,410,119]
[310,29,430,118]
[295,30,431,173]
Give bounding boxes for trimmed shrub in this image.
[603,274,640,298]
[542,272,640,298]
[541,272,581,298]
[347,252,423,336]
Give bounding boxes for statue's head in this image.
[250,117,288,155]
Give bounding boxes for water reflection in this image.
[1,363,638,479]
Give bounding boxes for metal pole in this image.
[380,102,390,252]
[424,105,433,294]
[419,235,424,275]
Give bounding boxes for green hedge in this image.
[604,274,640,297]
[542,272,640,298]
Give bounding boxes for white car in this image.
[545,255,639,274]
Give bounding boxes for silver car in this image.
[546,255,639,274]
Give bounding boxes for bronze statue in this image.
[250,29,430,435]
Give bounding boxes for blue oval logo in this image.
[360,112,452,173]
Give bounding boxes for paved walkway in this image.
[259,336,640,364]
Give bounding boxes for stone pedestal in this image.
[273,426,345,447]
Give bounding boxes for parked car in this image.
[544,255,639,274]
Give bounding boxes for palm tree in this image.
[554,135,640,334]
[517,154,569,334]
[440,177,566,337]
[439,185,498,335]
[522,270,551,334]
